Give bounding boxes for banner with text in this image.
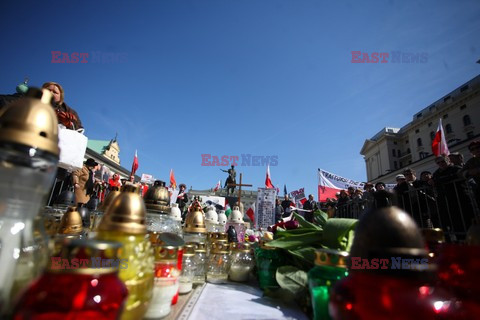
[318,168,365,202]
[289,187,307,206]
[255,188,277,229]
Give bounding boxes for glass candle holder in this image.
[13,239,128,320]
[191,242,207,284]
[229,243,254,282]
[179,245,197,294]
[307,249,349,320]
[206,241,231,284]
[254,243,285,290]
[145,246,180,319]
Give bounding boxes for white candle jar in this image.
[206,241,231,284]
[179,245,196,294]
[229,243,254,282]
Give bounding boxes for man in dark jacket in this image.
[303,194,318,222]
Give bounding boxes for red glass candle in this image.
[329,271,463,319]
[13,239,127,320]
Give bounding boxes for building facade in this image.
[361,75,480,184]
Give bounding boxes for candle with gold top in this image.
[0,88,59,316]
[183,199,207,243]
[96,185,154,320]
[206,241,231,283]
[229,242,254,282]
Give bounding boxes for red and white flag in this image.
[432,118,450,157]
[131,150,139,176]
[213,180,221,192]
[265,164,274,189]
[246,202,255,225]
[169,169,177,189]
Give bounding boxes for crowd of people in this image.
[315,142,480,240]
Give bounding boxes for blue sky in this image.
[1,0,479,198]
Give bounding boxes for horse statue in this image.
[221,166,236,195]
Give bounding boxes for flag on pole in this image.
[213,180,221,192]
[225,198,232,217]
[131,150,139,176]
[265,165,274,189]
[246,202,255,224]
[284,184,287,196]
[432,118,450,157]
[169,169,177,189]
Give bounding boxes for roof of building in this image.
[87,139,111,154]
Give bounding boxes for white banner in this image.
[201,196,225,208]
[255,188,277,229]
[141,173,155,184]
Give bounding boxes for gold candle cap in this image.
[157,232,185,248]
[211,241,230,254]
[183,244,196,256]
[230,242,251,253]
[154,245,179,262]
[207,232,228,242]
[421,228,445,244]
[99,190,121,212]
[144,180,171,213]
[98,186,147,234]
[184,206,207,233]
[49,239,124,274]
[186,241,206,252]
[0,88,59,156]
[315,248,349,268]
[58,206,83,235]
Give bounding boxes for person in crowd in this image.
[176,184,189,219]
[108,173,122,191]
[281,195,295,217]
[433,155,474,240]
[347,186,356,199]
[303,194,318,222]
[463,140,480,209]
[72,158,97,207]
[373,182,393,208]
[325,200,337,218]
[275,198,284,222]
[362,183,375,213]
[402,168,430,227]
[336,190,351,216]
[393,174,410,212]
[351,189,364,217]
[449,152,465,168]
[42,82,83,131]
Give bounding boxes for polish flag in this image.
[246,202,255,225]
[432,119,450,156]
[213,180,221,192]
[169,169,177,189]
[265,165,274,189]
[131,150,139,176]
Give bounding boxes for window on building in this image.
[417,138,422,147]
[407,148,411,154]
[463,115,471,126]
[460,85,469,92]
[405,140,409,144]
[428,122,432,127]
[430,131,435,140]
[415,129,419,133]
[467,131,474,139]
[392,149,396,157]
[460,104,466,110]
[399,161,403,167]
[394,161,398,169]
[445,124,452,134]
[416,113,422,119]
[443,114,448,119]
[443,96,451,102]
[397,149,401,157]
[393,141,397,145]
[409,160,412,164]
[429,105,435,111]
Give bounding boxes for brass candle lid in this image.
[211,241,230,254]
[230,242,251,253]
[154,245,179,262]
[207,232,228,242]
[315,248,349,268]
[98,190,121,212]
[183,244,196,256]
[58,206,83,235]
[421,228,445,244]
[144,180,171,213]
[184,204,207,233]
[186,241,206,253]
[0,88,59,156]
[98,185,147,234]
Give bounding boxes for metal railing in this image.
[332,178,479,242]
